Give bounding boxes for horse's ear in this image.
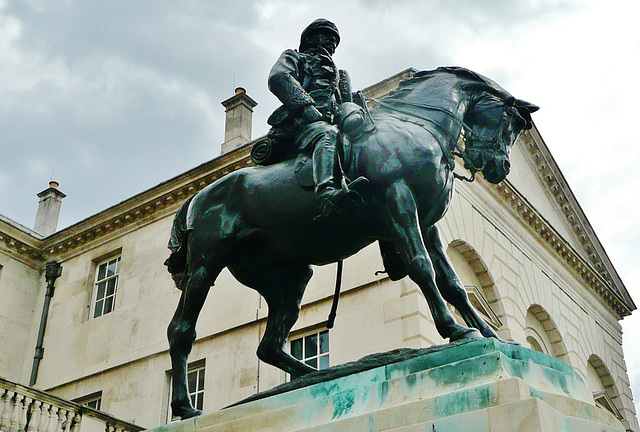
[515,99,539,113]
[514,99,539,130]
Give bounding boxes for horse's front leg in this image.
[383,181,481,341]
[167,265,216,420]
[422,225,498,339]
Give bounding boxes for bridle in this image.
[366,95,519,182]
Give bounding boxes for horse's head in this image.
[464,93,539,184]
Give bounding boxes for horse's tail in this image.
[164,194,195,291]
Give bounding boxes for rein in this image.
[327,260,343,329]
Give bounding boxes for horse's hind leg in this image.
[422,225,498,339]
[167,263,221,419]
[231,262,316,377]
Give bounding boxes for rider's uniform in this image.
[266,18,363,218]
[267,47,351,152]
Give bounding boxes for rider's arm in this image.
[338,69,353,104]
[268,50,316,116]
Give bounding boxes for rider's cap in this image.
[299,18,340,52]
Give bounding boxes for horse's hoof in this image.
[180,408,203,420]
[449,327,483,342]
[493,337,521,346]
[171,404,203,420]
[296,363,318,377]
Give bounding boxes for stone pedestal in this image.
[153,339,624,432]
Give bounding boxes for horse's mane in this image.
[387,66,513,101]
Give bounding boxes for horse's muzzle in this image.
[482,155,510,184]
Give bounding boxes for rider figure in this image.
[267,18,367,217]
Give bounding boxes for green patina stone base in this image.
[151,339,624,432]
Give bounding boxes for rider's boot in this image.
[313,140,345,217]
[313,138,368,218]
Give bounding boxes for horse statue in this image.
[165,66,538,419]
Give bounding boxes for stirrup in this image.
[315,177,370,219]
[317,187,348,218]
[347,176,369,191]
[345,176,369,203]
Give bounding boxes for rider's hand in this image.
[301,105,323,124]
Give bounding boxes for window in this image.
[446,243,504,332]
[526,335,548,355]
[447,286,502,331]
[290,330,330,371]
[464,285,502,329]
[524,305,568,360]
[168,361,205,422]
[92,256,121,318]
[186,365,205,412]
[73,392,102,411]
[587,358,624,421]
[593,390,623,420]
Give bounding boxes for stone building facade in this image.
[0,69,637,431]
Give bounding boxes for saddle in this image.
[251,93,375,188]
[292,134,352,188]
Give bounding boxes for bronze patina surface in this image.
[164,20,538,420]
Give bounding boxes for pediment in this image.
[497,125,634,314]
[508,130,587,255]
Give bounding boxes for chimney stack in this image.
[34,181,66,236]
[220,87,258,154]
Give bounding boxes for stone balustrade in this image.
[0,378,142,432]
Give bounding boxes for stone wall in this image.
[0,250,41,383]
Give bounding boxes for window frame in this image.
[167,360,206,423]
[186,363,206,413]
[73,391,103,411]
[464,285,502,329]
[593,390,623,420]
[289,329,330,378]
[90,255,121,319]
[525,327,551,355]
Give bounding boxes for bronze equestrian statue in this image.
[165,21,538,420]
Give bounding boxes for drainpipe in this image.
[30,261,62,386]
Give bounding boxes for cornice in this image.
[518,128,634,311]
[0,145,254,262]
[43,145,254,259]
[0,216,45,266]
[361,68,417,110]
[491,179,632,318]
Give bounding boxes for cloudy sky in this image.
[2,0,639,413]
